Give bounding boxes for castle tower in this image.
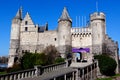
[58,7,72,58]
[8,8,22,67]
[90,12,106,54]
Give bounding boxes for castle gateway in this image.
[8,7,119,73]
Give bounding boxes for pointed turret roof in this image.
[15,7,22,19]
[25,12,31,20]
[58,7,72,22]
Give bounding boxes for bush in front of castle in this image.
[94,54,117,76]
[55,57,65,64]
[7,45,65,72]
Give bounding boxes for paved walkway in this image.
[70,62,93,68]
[21,67,76,80]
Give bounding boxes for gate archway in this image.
[72,48,90,62]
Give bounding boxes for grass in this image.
[96,74,120,80]
[96,78,112,80]
[112,74,120,77]
[0,71,7,75]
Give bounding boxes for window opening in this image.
[25,27,28,31]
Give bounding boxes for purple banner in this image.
[72,48,90,53]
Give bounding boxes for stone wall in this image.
[104,34,119,73]
[72,31,92,48]
[104,34,118,56]
[20,30,57,53]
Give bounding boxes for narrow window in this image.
[54,38,57,41]
[25,21,28,25]
[35,50,37,53]
[25,50,27,53]
[22,50,24,53]
[25,27,28,31]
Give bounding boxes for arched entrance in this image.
[72,48,90,62]
[75,52,82,62]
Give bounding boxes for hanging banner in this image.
[72,48,90,53]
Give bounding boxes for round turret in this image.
[90,12,106,54]
[57,7,72,58]
[90,12,105,21]
[8,8,22,67]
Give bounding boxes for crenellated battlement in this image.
[71,27,91,33]
[90,12,105,21]
[71,27,92,38]
[72,32,92,38]
[105,34,118,46]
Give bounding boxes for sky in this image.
[0,0,120,56]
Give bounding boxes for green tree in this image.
[55,57,65,64]
[43,45,60,64]
[94,55,117,76]
[34,53,47,66]
[21,52,34,69]
[21,52,48,69]
[20,45,60,69]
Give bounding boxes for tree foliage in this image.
[7,63,22,73]
[21,45,62,69]
[94,55,117,76]
[21,52,33,69]
[21,52,47,69]
[9,45,64,71]
[55,57,65,64]
[43,45,60,64]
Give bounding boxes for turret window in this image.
[25,21,28,25]
[54,38,57,41]
[25,27,28,31]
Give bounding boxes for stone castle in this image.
[8,7,119,72]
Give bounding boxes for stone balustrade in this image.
[43,62,66,72]
[36,61,98,80]
[0,59,98,80]
[75,61,98,80]
[0,69,35,80]
[34,61,67,75]
[0,61,68,80]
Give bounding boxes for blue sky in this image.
[0,0,120,56]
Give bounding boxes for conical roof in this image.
[15,7,22,19]
[58,7,72,22]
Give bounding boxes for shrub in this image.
[0,71,7,75]
[55,57,65,64]
[6,63,22,73]
[94,55,117,76]
[43,45,60,64]
[21,45,60,69]
[21,52,34,69]
[34,53,48,66]
[21,52,48,69]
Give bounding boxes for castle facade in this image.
[8,7,119,73]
